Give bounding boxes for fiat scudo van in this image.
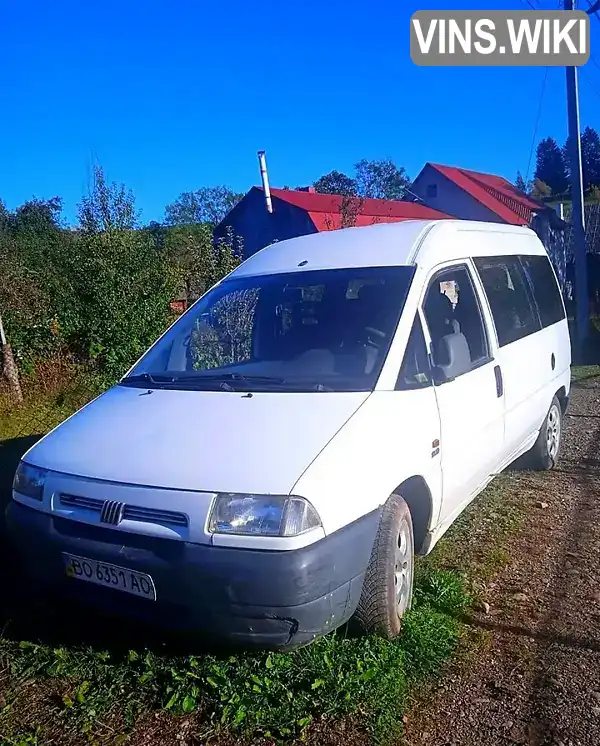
[7,219,571,649]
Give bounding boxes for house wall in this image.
[214,188,318,259]
[410,164,503,223]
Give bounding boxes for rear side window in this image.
[519,254,566,328]
[474,257,541,347]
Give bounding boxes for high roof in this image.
[261,186,451,229]
[426,163,547,225]
[228,219,541,279]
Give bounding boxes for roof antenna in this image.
[257,150,273,213]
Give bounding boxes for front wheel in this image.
[525,396,563,470]
[353,494,414,639]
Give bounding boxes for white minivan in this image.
[8,219,571,649]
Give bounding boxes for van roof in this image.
[227,219,546,279]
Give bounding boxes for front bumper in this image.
[6,501,380,650]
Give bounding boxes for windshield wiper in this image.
[171,372,288,390]
[179,374,335,392]
[120,372,334,392]
[120,373,176,387]
[176,372,286,383]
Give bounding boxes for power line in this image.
[526,67,549,182]
[587,0,600,20]
[580,67,600,98]
[583,2,600,71]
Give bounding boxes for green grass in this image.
[571,364,600,382]
[0,572,470,746]
[1,366,587,745]
[0,369,105,443]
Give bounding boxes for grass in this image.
[2,365,598,745]
[571,364,600,382]
[0,572,471,746]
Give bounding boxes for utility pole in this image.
[565,0,591,357]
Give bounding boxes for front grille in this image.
[59,493,188,528]
[60,493,103,511]
[123,505,188,527]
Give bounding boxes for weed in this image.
[0,727,42,746]
[0,569,471,745]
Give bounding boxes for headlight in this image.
[208,494,321,537]
[13,462,47,501]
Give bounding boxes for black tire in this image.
[525,396,563,470]
[353,494,414,639]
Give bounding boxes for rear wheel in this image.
[353,494,414,639]
[525,396,563,470]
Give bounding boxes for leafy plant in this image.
[0,568,471,745]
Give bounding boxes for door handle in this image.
[494,365,503,398]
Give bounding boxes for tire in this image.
[525,396,563,470]
[353,494,414,639]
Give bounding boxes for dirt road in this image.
[403,373,600,746]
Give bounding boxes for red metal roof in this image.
[259,187,451,230]
[427,163,545,225]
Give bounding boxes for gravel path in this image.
[403,375,600,746]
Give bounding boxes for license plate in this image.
[62,553,156,601]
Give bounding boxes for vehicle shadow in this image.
[0,435,244,659]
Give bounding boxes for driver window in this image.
[423,265,490,371]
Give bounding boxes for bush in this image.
[0,168,241,380]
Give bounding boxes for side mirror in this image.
[432,332,472,384]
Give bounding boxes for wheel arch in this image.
[555,385,568,414]
[393,475,433,555]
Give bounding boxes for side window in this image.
[396,315,431,390]
[519,254,566,328]
[422,265,490,370]
[474,257,541,347]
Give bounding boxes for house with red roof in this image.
[407,162,574,297]
[214,185,451,259]
[408,162,558,226]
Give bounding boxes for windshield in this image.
[123,266,415,392]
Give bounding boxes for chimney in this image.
[296,186,316,193]
[257,150,273,213]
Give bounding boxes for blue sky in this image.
[1,0,599,224]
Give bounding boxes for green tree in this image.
[534,137,568,195]
[314,160,409,200]
[581,126,600,190]
[164,186,243,227]
[0,196,76,368]
[70,167,177,377]
[354,158,409,200]
[0,198,8,231]
[515,171,528,193]
[164,223,241,305]
[530,178,553,199]
[78,166,139,232]
[313,170,357,196]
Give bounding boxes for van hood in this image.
[25,384,370,495]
